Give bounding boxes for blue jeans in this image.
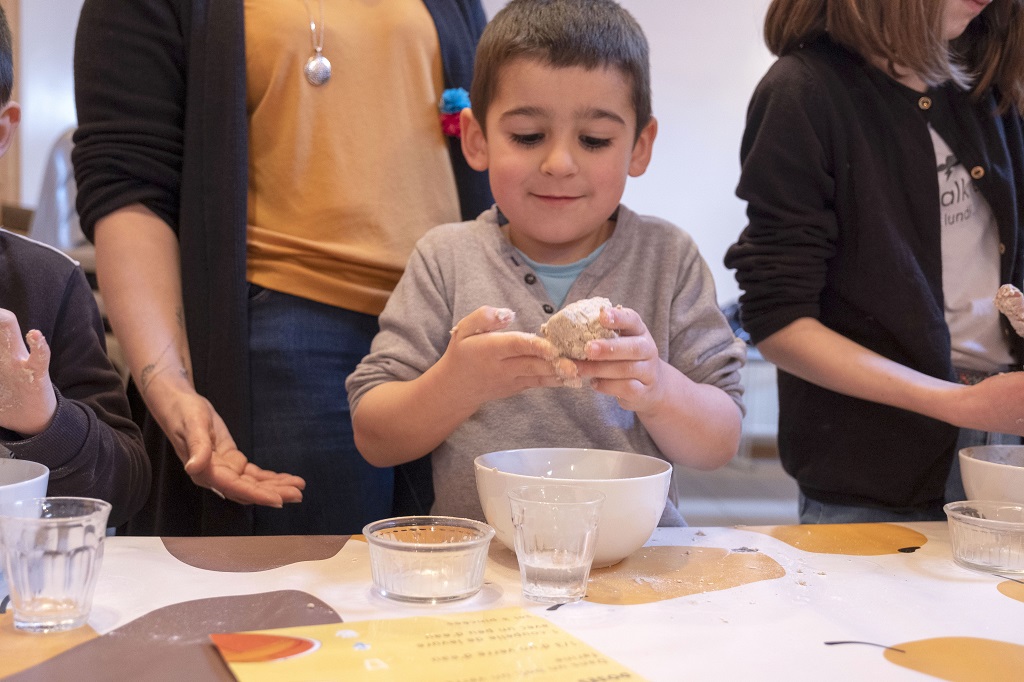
[799,427,1021,524]
[248,286,392,534]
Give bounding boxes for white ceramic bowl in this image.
[959,446,1024,504]
[0,460,49,592]
[363,516,494,603]
[0,459,49,507]
[474,448,671,568]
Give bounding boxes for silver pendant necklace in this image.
[303,0,331,86]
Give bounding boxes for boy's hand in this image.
[0,309,58,436]
[574,306,665,413]
[438,306,576,406]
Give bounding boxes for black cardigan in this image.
[725,36,1024,511]
[73,0,492,535]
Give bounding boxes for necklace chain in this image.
[305,0,324,55]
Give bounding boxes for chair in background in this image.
[27,127,127,381]
[28,127,88,255]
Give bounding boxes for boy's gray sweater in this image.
[347,205,746,523]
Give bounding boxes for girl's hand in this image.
[574,306,665,414]
[950,371,1024,435]
[0,310,57,436]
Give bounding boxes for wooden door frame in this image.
[0,0,19,211]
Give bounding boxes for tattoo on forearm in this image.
[138,363,156,392]
[139,343,171,393]
[138,308,193,395]
[139,341,193,394]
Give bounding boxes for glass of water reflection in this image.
[508,485,604,604]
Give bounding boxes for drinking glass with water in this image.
[508,485,604,604]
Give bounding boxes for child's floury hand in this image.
[0,309,58,436]
[439,306,577,406]
[574,306,663,413]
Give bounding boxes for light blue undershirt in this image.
[516,243,607,308]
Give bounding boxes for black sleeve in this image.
[425,0,493,219]
[4,268,151,528]
[723,55,840,345]
[72,0,188,239]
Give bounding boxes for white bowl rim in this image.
[362,515,495,551]
[959,446,1024,469]
[474,447,671,482]
[0,458,49,484]
[944,500,1024,529]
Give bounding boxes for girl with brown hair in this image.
[725,0,1024,523]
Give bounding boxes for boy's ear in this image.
[460,108,489,172]
[628,116,657,177]
[0,101,20,158]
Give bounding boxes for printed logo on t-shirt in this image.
[936,152,974,226]
[937,154,957,179]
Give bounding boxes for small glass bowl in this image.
[944,501,1024,575]
[363,516,495,603]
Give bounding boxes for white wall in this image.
[21,0,774,304]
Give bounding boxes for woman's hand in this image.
[92,204,304,508]
[145,375,305,507]
[0,310,57,436]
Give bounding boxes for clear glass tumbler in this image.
[508,485,604,604]
[0,496,111,633]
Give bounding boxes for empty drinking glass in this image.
[0,497,111,633]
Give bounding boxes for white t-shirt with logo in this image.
[932,124,1013,372]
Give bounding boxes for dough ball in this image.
[995,283,1024,338]
[539,297,619,359]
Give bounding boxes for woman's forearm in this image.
[93,204,195,410]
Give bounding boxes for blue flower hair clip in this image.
[439,87,471,138]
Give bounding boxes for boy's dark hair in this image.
[470,0,651,139]
[0,6,11,106]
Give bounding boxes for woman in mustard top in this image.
[72,0,492,536]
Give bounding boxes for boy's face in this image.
[462,58,655,264]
